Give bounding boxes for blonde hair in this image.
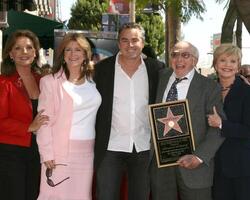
[212,43,242,68]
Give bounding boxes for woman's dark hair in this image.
[1,29,41,76]
[52,33,94,81]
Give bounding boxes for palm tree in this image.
[163,0,206,66]
[130,0,206,66]
[236,0,250,34]
[216,0,250,48]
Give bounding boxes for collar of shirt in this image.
[162,68,195,102]
[115,52,146,72]
[172,68,195,82]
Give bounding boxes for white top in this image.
[162,69,195,102]
[63,80,101,140]
[107,54,150,153]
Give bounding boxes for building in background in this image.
[102,0,129,32]
[108,0,129,14]
[36,0,52,18]
[211,32,236,51]
[0,0,37,12]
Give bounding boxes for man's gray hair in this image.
[118,22,145,41]
[173,41,199,59]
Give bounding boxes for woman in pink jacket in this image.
[37,33,101,200]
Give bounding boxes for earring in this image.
[82,60,87,65]
[10,57,15,63]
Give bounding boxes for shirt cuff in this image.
[195,156,203,163]
[219,123,222,129]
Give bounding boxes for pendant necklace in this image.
[221,85,232,92]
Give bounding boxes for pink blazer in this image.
[37,71,73,163]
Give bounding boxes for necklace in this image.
[221,85,232,92]
[69,77,85,85]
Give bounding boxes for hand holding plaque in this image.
[149,99,195,168]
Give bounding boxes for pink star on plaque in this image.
[157,107,183,136]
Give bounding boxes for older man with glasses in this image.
[150,41,225,200]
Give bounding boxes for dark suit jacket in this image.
[215,76,250,178]
[94,55,165,170]
[154,68,225,188]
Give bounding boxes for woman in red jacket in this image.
[0,30,49,200]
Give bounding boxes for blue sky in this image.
[59,0,250,66]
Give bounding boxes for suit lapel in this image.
[106,57,116,103]
[156,69,172,103]
[144,59,153,103]
[186,71,202,112]
[11,74,33,113]
[101,57,116,119]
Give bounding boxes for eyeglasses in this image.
[46,164,70,187]
[171,52,193,59]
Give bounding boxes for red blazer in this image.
[0,71,40,147]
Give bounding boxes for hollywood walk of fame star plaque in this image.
[149,99,195,168]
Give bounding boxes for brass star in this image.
[157,107,183,136]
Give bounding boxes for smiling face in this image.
[170,42,198,78]
[213,44,242,81]
[64,41,85,71]
[215,53,239,79]
[118,28,144,60]
[9,36,36,68]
